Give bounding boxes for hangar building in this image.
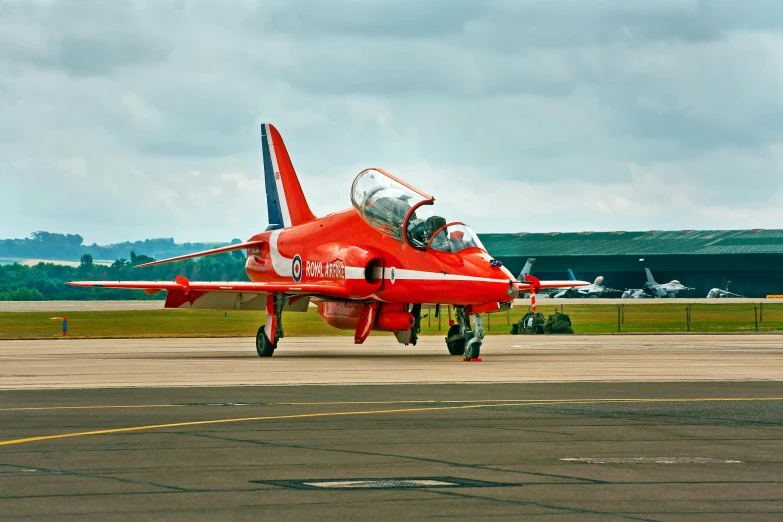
[479,229,783,298]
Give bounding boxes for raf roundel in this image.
[292,254,303,282]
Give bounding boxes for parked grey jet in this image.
[554,273,621,298]
[517,259,589,297]
[622,288,652,299]
[707,282,744,298]
[641,268,694,298]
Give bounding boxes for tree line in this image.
[0,251,247,301]
[0,231,239,262]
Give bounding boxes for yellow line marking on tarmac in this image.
[2,397,783,412]
[1,397,781,447]
[268,397,783,406]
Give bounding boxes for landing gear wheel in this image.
[464,339,481,360]
[446,324,465,355]
[255,325,276,357]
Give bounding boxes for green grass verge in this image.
[1,303,782,339]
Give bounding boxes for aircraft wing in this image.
[66,278,348,310]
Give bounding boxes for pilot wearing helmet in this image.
[448,230,469,252]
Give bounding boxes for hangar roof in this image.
[479,229,783,257]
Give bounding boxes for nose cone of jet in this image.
[460,252,518,302]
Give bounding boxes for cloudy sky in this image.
[2,0,783,244]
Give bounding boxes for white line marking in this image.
[303,479,456,488]
[561,457,743,464]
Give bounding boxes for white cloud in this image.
[1,0,782,244]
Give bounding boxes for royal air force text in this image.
[305,261,346,280]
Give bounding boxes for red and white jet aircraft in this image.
[69,125,587,360]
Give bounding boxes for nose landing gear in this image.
[444,306,484,360]
[465,314,484,360]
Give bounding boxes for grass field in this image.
[1,303,782,339]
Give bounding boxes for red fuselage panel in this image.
[244,209,516,306]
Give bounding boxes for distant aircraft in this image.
[707,282,744,298]
[622,288,651,299]
[516,259,589,298]
[519,258,534,280]
[640,268,694,298]
[68,124,587,360]
[554,273,620,298]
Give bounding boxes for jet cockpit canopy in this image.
[351,168,430,241]
[351,168,486,252]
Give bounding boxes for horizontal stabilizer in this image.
[133,240,265,268]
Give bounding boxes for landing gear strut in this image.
[444,306,484,360]
[465,314,484,360]
[410,304,422,346]
[256,293,285,358]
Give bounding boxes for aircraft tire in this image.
[464,339,481,360]
[445,324,465,355]
[255,325,276,357]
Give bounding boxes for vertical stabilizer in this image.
[519,258,535,280]
[260,124,316,230]
[644,268,657,285]
[567,269,576,281]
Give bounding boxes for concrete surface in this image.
[1,383,781,521]
[1,335,781,389]
[2,335,782,520]
[0,300,164,312]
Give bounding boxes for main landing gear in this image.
[255,325,276,357]
[444,306,485,360]
[256,294,284,358]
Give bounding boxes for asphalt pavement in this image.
[1,382,782,521]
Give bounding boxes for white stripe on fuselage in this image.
[270,233,509,284]
[266,124,292,228]
[269,229,293,277]
[382,268,510,284]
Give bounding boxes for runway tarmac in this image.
[0,300,164,312]
[0,334,781,389]
[1,335,781,520]
[1,383,781,520]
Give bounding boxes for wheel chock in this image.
[462,358,483,362]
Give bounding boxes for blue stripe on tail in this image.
[567,269,576,281]
[261,125,284,231]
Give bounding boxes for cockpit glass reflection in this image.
[428,224,486,253]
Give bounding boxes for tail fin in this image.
[593,276,604,286]
[567,269,576,281]
[260,124,316,230]
[645,268,657,285]
[519,258,535,280]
